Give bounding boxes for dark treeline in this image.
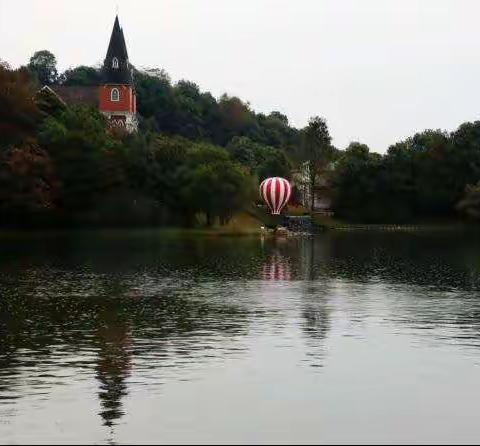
[2,49,480,227]
[332,131,480,223]
[0,51,298,228]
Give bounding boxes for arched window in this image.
[112,57,119,69]
[111,88,120,102]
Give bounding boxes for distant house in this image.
[40,15,137,132]
[291,161,335,212]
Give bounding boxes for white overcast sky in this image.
[1,0,480,152]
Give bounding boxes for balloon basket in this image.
[264,214,283,229]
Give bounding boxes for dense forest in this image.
[332,129,480,223]
[2,50,480,227]
[0,51,303,228]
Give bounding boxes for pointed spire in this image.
[103,15,133,85]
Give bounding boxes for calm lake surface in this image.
[1,230,480,444]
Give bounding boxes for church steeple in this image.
[99,14,137,132]
[103,15,133,85]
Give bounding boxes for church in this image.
[43,15,138,132]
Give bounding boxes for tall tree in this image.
[0,66,41,146]
[182,144,253,226]
[28,50,58,86]
[301,116,332,212]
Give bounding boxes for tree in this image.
[226,136,291,180]
[300,116,332,212]
[449,122,480,203]
[38,106,122,216]
[60,66,101,86]
[218,95,254,144]
[28,50,58,86]
[0,66,41,147]
[385,130,452,218]
[171,80,206,139]
[131,66,299,150]
[256,147,291,181]
[181,146,253,226]
[331,142,384,222]
[226,136,257,169]
[0,141,59,226]
[134,68,176,133]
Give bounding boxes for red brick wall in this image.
[99,85,135,112]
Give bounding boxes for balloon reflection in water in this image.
[261,254,292,281]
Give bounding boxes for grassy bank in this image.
[0,212,264,240]
[0,208,476,238]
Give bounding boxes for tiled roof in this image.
[50,85,99,107]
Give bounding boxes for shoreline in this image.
[0,222,477,239]
[311,214,477,233]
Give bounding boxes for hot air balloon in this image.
[259,177,292,215]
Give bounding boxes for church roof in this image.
[102,16,133,85]
[49,85,99,107]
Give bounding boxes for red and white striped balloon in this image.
[259,177,292,215]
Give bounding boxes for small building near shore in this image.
[291,161,335,212]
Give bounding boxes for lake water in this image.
[1,230,480,444]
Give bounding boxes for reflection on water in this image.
[95,303,132,427]
[261,253,292,281]
[2,231,480,443]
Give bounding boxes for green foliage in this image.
[122,135,254,226]
[0,141,59,226]
[38,106,122,215]
[0,66,41,146]
[0,58,287,228]
[331,128,479,223]
[60,66,102,86]
[302,116,332,163]
[299,116,333,212]
[103,66,300,149]
[181,147,253,225]
[331,142,385,222]
[29,52,300,150]
[9,49,480,227]
[226,136,291,180]
[28,50,58,86]
[134,69,175,133]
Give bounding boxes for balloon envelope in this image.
[259,177,292,215]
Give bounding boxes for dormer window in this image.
[112,57,119,69]
[111,88,120,102]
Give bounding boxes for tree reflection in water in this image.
[94,305,132,427]
[2,231,480,442]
